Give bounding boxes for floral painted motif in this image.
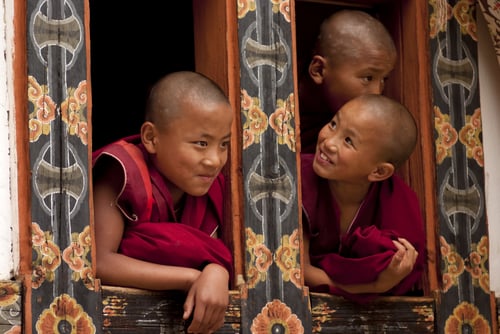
[28,75,88,145]
[242,89,296,151]
[28,76,56,142]
[464,236,490,293]
[458,108,484,167]
[269,93,296,152]
[429,0,453,38]
[271,0,290,22]
[444,302,491,333]
[275,229,301,288]
[0,282,19,307]
[35,294,96,334]
[434,106,458,164]
[453,0,478,41]
[238,0,290,22]
[61,80,89,145]
[440,236,465,292]
[251,299,304,334]
[62,226,96,290]
[31,222,62,289]
[246,228,272,288]
[441,234,490,294]
[237,0,256,19]
[0,282,21,334]
[241,89,269,149]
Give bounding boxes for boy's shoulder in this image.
[92,134,142,166]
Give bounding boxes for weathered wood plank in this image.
[310,293,435,333]
[102,286,241,334]
[101,286,435,333]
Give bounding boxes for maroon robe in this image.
[92,135,233,276]
[301,154,426,303]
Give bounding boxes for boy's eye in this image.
[363,76,373,82]
[195,141,208,147]
[221,141,230,149]
[345,137,353,146]
[329,120,337,129]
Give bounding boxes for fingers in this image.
[392,239,406,251]
[391,240,406,263]
[390,238,419,275]
[393,238,418,259]
[397,238,415,251]
[187,304,225,333]
[398,238,419,262]
[183,292,195,321]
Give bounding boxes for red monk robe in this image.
[301,154,426,303]
[92,135,233,277]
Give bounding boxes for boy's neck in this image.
[328,180,371,207]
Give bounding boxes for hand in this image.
[374,238,418,293]
[183,263,230,333]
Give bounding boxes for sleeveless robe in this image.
[93,135,233,276]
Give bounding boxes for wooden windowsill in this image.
[101,285,436,333]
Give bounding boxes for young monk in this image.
[92,71,234,333]
[299,9,397,153]
[301,94,426,303]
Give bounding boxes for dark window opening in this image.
[89,2,195,150]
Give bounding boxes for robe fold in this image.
[92,135,233,276]
[301,154,426,303]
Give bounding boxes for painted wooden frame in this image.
[2,0,497,333]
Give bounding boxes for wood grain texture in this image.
[101,286,436,333]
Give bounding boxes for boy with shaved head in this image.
[301,94,426,303]
[299,9,397,153]
[93,71,234,333]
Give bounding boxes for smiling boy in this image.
[301,94,426,303]
[93,71,234,333]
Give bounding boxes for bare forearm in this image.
[97,253,201,291]
[304,263,335,287]
[304,263,395,294]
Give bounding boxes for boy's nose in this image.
[368,80,384,94]
[324,137,338,152]
[203,151,225,168]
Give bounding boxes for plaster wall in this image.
[0,0,16,280]
[478,8,500,297]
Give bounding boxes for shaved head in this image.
[354,94,417,168]
[316,10,396,65]
[144,71,230,129]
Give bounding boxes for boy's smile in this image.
[313,97,387,184]
[150,99,233,203]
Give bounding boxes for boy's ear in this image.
[309,55,326,84]
[368,162,395,182]
[141,121,158,154]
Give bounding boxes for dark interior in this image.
[89,1,195,150]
